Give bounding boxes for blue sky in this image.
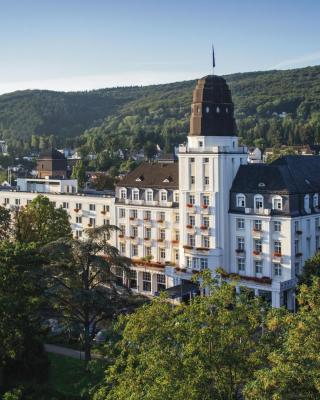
[0,0,319,93]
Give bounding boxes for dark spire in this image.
[212,44,215,72]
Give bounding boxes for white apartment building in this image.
[1,74,320,309]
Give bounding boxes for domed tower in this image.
[177,49,247,280]
[189,75,237,137]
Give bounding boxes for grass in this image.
[48,353,105,399]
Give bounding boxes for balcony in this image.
[295,252,303,258]
[183,245,193,250]
[171,240,179,245]
[272,252,282,262]
[186,224,194,230]
[295,230,302,235]
[235,248,245,254]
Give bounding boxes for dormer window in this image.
[254,195,264,211]
[304,194,310,212]
[226,107,229,113]
[236,194,246,208]
[132,189,139,201]
[216,106,220,113]
[135,175,144,182]
[146,189,153,202]
[160,190,167,202]
[258,182,266,188]
[205,106,210,113]
[163,176,172,183]
[120,188,127,200]
[272,196,283,210]
[313,193,319,208]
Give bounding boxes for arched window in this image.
[272,196,283,210]
[146,189,153,202]
[304,194,310,212]
[313,193,319,208]
[119,188,127,200]
[132,189,139,201]
[236,193,246,208]
[254,195,264,211]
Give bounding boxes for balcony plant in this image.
[186,203,193,208]
[101,210,106,215]
[273,252,282,257]
[183,244,193,250]
[74,208,79,212]
[202,204,208,209]
[253,250,261,256]
[171,239,179,244]
[200,225,208,230]
[235,248,244,253]
[186,224,193,229]
[157,219,163,223]
[129,217,135,221]
[157,238,164,243]
[196,247,209,251]
[118,234,124,238]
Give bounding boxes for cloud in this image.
[272,50,320,69]
[0,69,202,95]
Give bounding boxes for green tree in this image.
[299,252,320,286]
[71,159,86,188]
[0,206,12,240]
[43,225,131,364]
[244,278,320,400]
[95,278,266,400]
[14,195,72,246]
[0,241,47,394]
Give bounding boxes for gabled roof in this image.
[231,155,320,194]
[118,162,179,189]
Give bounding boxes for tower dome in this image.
[189,74,237,137]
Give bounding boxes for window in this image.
[274,241,282,255]
[200,258,208,270]
[295,221,300,233]
[131,226,138,238]
[202,236,210,248]
[236,194,246,208]
[188,215,195,226]
[103,205,109,213]
[75,230,82,239]
[294,239,300,255]
[15,198,20,206]
[157,274,166,291]
[205,106,210,113]
[174,249,179,262]
[253,220,262,231]
[316,235,320,251]
[188,234,195,247]
[216,106,220,113]
[119,224,125,235]
[174,192,179,203]
[203,157,209,163]
[160,191,167,202]
[159,248,166,260]
[254,195,264,211]
[119,208,126,218]
[255,260,263,274]
[4,198,9,205]
[274,221,281,232]
[199,141,203,147]
[272,197,283,210]
[159,212,165,221]
[236,218,245,230]
[130,209,138,219]
[189,194,195,205]
[144,210,151,220]
[89,218,96,227]
[190,158,195,163]
[313,194,319,208]
[142,272,151,292]
[304,195,310,212]
[159,228,166,240]
[76,202,82,210]
[175,230,180,242]
[132,189,139,201]
[27,200,32,205]
[237,237,245,250]
[129,270,137,289]
[120,189,126,199]
[131,244,138,257]
[202,216,209,228]
[76,216,82,224]
[62,202,69,209]
[204,176,209,185]
[144,227,151,239]
[274,263,282,277]
[186,256,191,269]
[146,190,153,202]
[145,246,152,257]
[120,243,126,255]
[191,176,195,184]
[254,239,262,253]
[89,204,96,211]
[175,213,180,223]
[203,195,209,206]
[237,258,245,272]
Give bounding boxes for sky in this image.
[0,0,319,94]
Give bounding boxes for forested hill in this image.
[1,65,320,157]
